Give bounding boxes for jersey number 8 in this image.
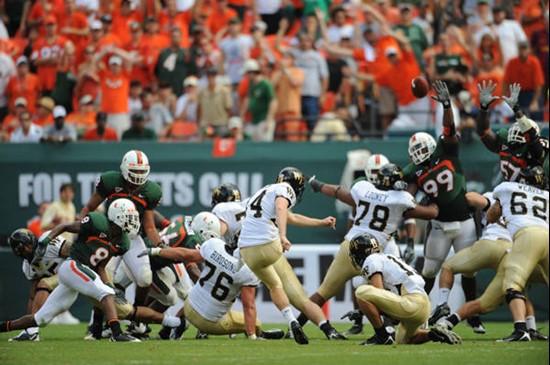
[90,247,109,266]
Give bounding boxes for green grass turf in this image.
[0,322,548,365]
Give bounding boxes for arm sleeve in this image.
[79,214,96,238]
[145,183,163,210]
[440,136,459,157]
[95,173,111,198]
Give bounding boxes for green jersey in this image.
[403,138,470,222]
[95,171,162,234]
[490,129,549,182]
[149,216,201,270]
[69,212,130,269]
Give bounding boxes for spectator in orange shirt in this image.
[30,15,68,95]
[33,96,55,127]
[503,41,545,120]
[375,0,400,25]
[97,50,135,138]
[75,44,100,104]
[475,33,503,69]
[472,52,503,107]
[98,14,122,48]
[82,112,119,141]
[206,0,238,36]
[142,16,170,59]
[66,94,97,136]
[1,97,29,140]
[5,56,41,114]
[58,0,89,55]
[157,0,190,47]
[112,0,144,46]
[272,51,305,141]
[124,22,154,88]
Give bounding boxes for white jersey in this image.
[238,183,297,248]
[22,232,66,281]
[345,181,416,246]
[361,253,425,295]
[480,192,512,242]
[188,238,260,321]
[493,182,549,237]
[212,199,248,247]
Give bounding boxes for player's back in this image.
[212,200,248,247]
[494,182,549,236]
[238,183,296,248]
[345,180,416,246]
[189,238,259,321]
[362,253,426,295]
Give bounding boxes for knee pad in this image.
[136,269,153,287]
[116,302,135,319]
[421,259,442,278]
[505,289,526,304]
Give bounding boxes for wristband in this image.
[150,247,162,256]
[442,100,451,109]
[309,178,325,193]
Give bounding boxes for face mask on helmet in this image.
[120,150,150,186]
[191,212,221,243]
[507,120,540,145]
[108,198,141,236]
[8,228,37,260]
[408,133,436,165]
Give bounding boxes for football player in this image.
[80,150,162,312]
[237,167,345,344]
[0,199,187,342]
[476,81,548,181]
[297,164,439,331]
[211,183,247,249]
[403,81,481,332]
[487,166,549,341]
[140,234,284,340]
[427,190,511,331]
[349,233,461,345]
[6,229,68,341]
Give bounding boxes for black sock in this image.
[374,326,389,338]
[319,321,334,335]
[296,313,308,327]
[448,314,460,327]
[423,277,435,295]
[108,319,123,337]
[461,276,477,302]
[355,315,363,326]
[514,321,527,332]
[92,308,104,327]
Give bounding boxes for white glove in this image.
[477,80,499,109]
[502,83,521,111]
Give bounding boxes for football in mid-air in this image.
[411,76,429,98]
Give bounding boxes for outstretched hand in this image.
[431,80,451,108]
[502,83,521,111]
[477,80,500,109]
[321,216,336,230]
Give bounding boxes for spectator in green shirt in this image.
[242,60,277,142]
[394,4,428,71]
[122,112,157,141]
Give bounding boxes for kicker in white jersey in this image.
[22,232,66,281]
[238,183,296,248]
[188,238,259,322]
[493,181,549,236]
[361,253,426,295]
[212,200,248,248]
[345,180,416,246]
[480,192,512,242]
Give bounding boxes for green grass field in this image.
[0,322,548,365]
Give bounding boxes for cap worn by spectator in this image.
[53,106,67,119]
[518,41,530,49]
[399,3,413,12]
[79,94,94,105]
[242,59,260,74]
[478,0,489,4]
[16,56,29,66]
[385,46,398,57]
[492,6,504,13]
[101,14,113,23]
[251,21,267,32]
[184,76,199,88]
[97,112,107,121]
[90,20,103,30]
[228,17,241,25]
[206,67,218,76]
[109,55,123,66]
[145,16,157,23]
[363,23,380,34]
[191,24,203,34]
[44,15,57,25]
[131,112,145,122]
[38,97,55,111]
[340,27,354,40]
[130,22,141,31]
[228,116,242,130]
[15,97,28,107]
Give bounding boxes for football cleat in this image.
[156,326,171,340]
[260,329,285,340]
[497,330,531,342]
[466,316,486,334]
[360,332,395,346]
[126,322,151,340]
[429,303,450,326]
[9,330,40,342]
[529,329,548,341]
[326,329,348,340]
[283,328,294,339]
[345,324,364,335]
[195,330,209,340]
[110,333,141,342]
[429,324,462,344]
[290,321,309,345]
[170,317,189,340]
[84,323,103,340]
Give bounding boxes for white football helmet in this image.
[108,198,141,236]
[365,154,390,184]
[120,150,150,186]
[507,120,540,144]
[408,132,436,165]
[191,212,221,243]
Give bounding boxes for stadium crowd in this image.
[0,0,548,143]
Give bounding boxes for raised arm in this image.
[476,80,500,152]
[308,176,355,206]
[431,80,458,144]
